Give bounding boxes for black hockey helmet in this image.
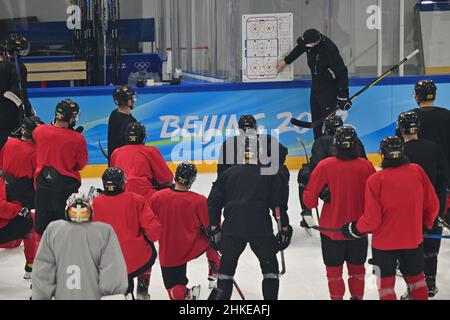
[65,193,94,223]
[380,136,404,160]
[414,80,437,103]
[113,86,137,106]
[334,126,357,149]
[238,115,257,132]
[102,167,126,195]
[323,115,344,136]
[125,122,146,145]
[397,111,420,135]
[21,116,44,139]
[175,162,197,189]
[54,99,80,123]
[243,133,259,161]
[6,33,30,57]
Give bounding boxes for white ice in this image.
[1,172,449,300]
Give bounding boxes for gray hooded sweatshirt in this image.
[32,220,128,300]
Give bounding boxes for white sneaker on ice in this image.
[23,271,32,280]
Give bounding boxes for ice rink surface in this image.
[1,172,449,300]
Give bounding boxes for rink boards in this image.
[28,75,450,177]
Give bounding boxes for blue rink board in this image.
[28,75,450,165]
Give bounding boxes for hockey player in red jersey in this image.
[342,137,439,300]
[303,126,376,300]
[0,175,34,278]
[110,122,173,200]
[93,167,161,300]
[0,116,43,278]
[150,163,220,300]
[32,99,88,235]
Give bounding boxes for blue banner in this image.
[29,77,450,166]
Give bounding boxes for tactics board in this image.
[242,13,294,83]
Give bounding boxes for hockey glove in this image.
[207,226,222,251]
[337,96,352,111]
[18,207,30,218]
[319,186,331,204]
[277,225,293,251]
[341,222,363,240]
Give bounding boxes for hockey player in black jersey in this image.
[0,33,33,149]
[107,86,138,164]
[410,80,450,179]
[297,115,367,227]
[218,115,290,217]
[208,133,292,300]
[397,111,449,298]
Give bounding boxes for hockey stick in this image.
[98,140,108,160]
[301,215,342,233]
[274,207,286,276]
[424,234,450,239]
[298,138,321,223]
[199,226,246,300]
[207,252,246,300]
[4,91,22,108]
[12,51,26,124]
[290,49,421,129]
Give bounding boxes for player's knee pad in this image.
[168,285,187,300]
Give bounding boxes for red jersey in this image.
[111,145,173,200]
[32,125,88,182]
[0,138,36,179]
[303,157,376,240]
[357,163,439,250]
[93,191,161,274]
[150,189,210,267]
[0,177,22,229]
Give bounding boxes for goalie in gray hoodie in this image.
[32,193,128,300]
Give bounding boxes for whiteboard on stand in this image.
[242,13,294,83]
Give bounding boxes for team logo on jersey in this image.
[390,151,402,159]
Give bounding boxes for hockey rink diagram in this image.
[242,13,294,82]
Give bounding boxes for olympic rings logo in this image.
[134,62,151,71]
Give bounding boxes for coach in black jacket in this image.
[277,29,350,139]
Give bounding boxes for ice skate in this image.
[186,285,201,300]
[23,264,32,280]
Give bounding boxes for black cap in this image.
[303,29,321,44]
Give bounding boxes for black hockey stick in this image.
[207,253,246,300]
[298,138,321,223]
[98,140,108,160]
[12,51,26,124]
[199,226,246,300]
[297,139,341,234]
[290,49,420,129]
[275,207,286,276]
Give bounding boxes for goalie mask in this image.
[65,193,93,223]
